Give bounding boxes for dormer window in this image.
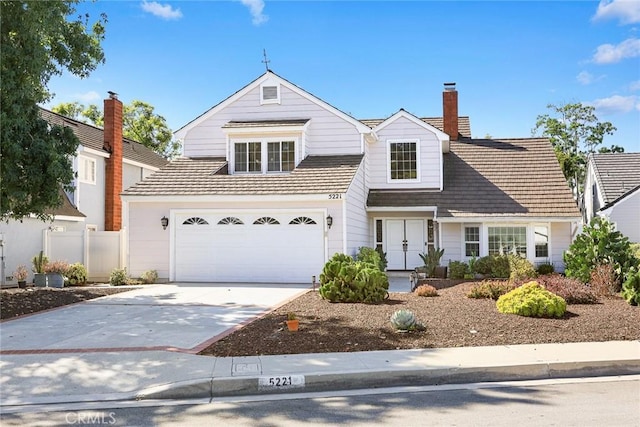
[260,82,280,105]
[387,139,420,182]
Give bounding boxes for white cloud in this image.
[592,37,640,63]
[593,0,640,25]
[141,1,182,20]
[630,80,640,91]
[576,71,606,85]
[239,0,268,25]
[74,91,101,103]
[590,95,640,114]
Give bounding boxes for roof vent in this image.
[444,82,456,91]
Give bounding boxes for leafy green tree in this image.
[598,144,625,154]
[533,103,616,199]
[563,217,639,285]
[52,100,180,159]
[1,1,106,221]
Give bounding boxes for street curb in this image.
[135,359,640,400]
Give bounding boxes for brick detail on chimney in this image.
[443,84,459,140]
[104,96,123,231]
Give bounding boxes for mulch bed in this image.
[199,282,640,357]
[0,287,130,320]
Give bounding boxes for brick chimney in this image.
[443,82,459,140]
[104,92,123,231]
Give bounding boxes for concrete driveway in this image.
[0,283,310,354]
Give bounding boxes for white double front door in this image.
[385,219,425,270]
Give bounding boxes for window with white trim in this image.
[232,138,298,174]
[260,82,280,105]
[79,156,96,184]
[234,142,261,173]
[268,141,295,172]
[388,140,419,181]
[534,226,549,258]
[488,226,527,257]
[465,226,480,257]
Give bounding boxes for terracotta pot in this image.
[286,319,299,332]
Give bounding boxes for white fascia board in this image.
[436,216,582,223]
[366,206,438,213]
[222,123,309,135]
[53,215,86,222]
[599,186,640,215]
[373,110,450,141]
[123,158,161,171]
[175,71,373,139]
[79,145,109,158]
[122,193,343,204]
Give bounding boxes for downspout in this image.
[342,196,348,254]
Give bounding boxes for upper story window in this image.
[388,139,419,181]
[79,156,96,184]
[234,142,262,173]
[232,138,298,174]
[260,82,281,105]
[268,141,295,172]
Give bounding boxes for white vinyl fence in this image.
[45,229,126,281]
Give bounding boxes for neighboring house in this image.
[122,71,581,283]
[0,95,167,284]
[583,153,640,242]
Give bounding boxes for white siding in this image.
[77,154,105,229]
[345,161,370,256]
[367,117,441,189]
[583,163,603,223]
[123,162,144,192]
[182,86,363,159]
[605,190,640,243]
[551,222,573,272]
[441,222,462,264]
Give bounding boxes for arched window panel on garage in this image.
[289,216,317,225]
[218,216,244,225]
[253,216,280,225]
[182,217,209,225]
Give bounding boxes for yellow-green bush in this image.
[496,281,566,318]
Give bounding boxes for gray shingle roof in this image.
[39,108,168,169]
[122,155,364,196]
[45,188,86,218]
[590,152,640,205]
[360,116,471,138]
[367,138,580,218]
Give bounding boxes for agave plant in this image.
[390,309,417,331]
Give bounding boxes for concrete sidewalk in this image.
[1,341,638,407]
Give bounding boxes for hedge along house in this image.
[122,71,581,283]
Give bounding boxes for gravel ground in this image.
[199,282,640,357]
[0,287,131,320]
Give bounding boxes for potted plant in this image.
[43,260,69,288]
[14,265,28,288]
[419,248,445,278]
[31,251,49,287]
[285,313,299,332]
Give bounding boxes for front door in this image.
[385,219,425,270]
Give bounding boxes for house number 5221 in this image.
[328,193,342,199]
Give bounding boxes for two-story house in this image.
[583,152,640,242]
[0,95,167,284]
[122,71,581,283]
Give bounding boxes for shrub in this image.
[376,246,388,272]
[319,253,389,303]
[534,274,598,304]
[43,260,69,275]
[355,247,384,271]
[497,281,566,318]
[536,262,555,275]
[467,280,516,300]
[474,256,493,276]
[140,270,158,284]
[507,255,536,282]
[621,270,640,306]
[564,217,638,285]
[13,265,28,281]
[414,284,438,297]
[419,248,445,277]
[474,255,511,279]
[31,251,49,274]
[66,263,87,285]
[448,261,468,279]
[390,309,418,331]
[590,263,619,296]
[109,268,129,286]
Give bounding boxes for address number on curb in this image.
[258,375,305,390]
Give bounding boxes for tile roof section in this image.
[367,138,580,219]
[39,108,168,169]
[122,155,364,196]
[45,188,85,218]
[360,116,471,138]
[222,119,310,128]
[590,152,640,205]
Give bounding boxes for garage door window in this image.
[183,217,209,225]
[289,216,316,225]
[254,216,280,225]
[218,216,244,225]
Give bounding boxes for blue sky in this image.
[46,0,639,152]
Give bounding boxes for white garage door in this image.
[174,211,325,283]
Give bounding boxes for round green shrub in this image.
[448,261,468,279]
[319,253,389,303]
[496,281,566,318]
[621,270,640,306]
[536,263,555,275]
[140,270,158,284]
[66,262,87,285]
[467,280,515,300]
[109,268,128,286]
[508,255,536,282]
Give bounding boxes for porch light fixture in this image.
[161,216,169,230]
[326,214,333,229]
